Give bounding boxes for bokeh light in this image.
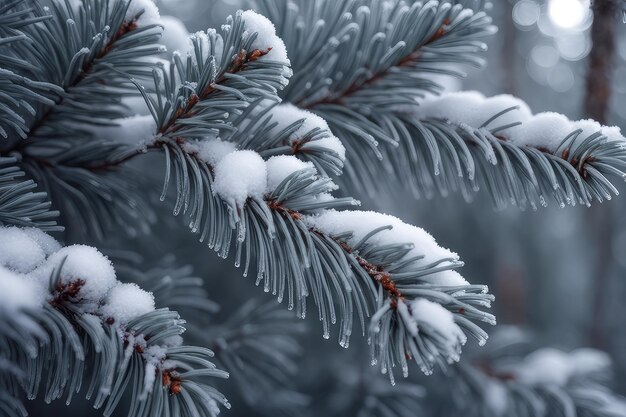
[547,0,590,30]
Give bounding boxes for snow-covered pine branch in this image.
[435,329,626,417]
[256,0,496,193]
[0,226,230,417]
[0,0,163,237]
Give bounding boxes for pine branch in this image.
[0,157,61,230]
[0,227,231,417]
[433,330,626,417]
[0,0,164,237]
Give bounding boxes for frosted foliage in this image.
[410,298,467,349]
[241,10,289,63]
[0,266,43,311]
[305,210,467,286]
[182,30,224,65]
[100,283,155,324]
[0,226,46,273]
[126,0,160,26]
[184,138,237,166]
[266,155,313,191]
[39,245,117,303]
[159,16,190,54]
[269,104,346,160]
[270,103,330,138]
[213,150,268,207]
[510,348,611,386]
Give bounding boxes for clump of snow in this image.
[410,298,467,351]
[305,210,467,286]
[21,228,61,256]
[34,245,117,304]
[507,112,572,151]
[183,137,237,166]
[266,155,314,191]
[100,283,155,324]
[419,92,626,152]
[0,226,47,274]
[0,266,44,311]
[418,91,530,134]
[213,150,268,207]
[159,15,190,55]
[125,0,160,27]
[241,10,289,64]
[268,104,346,160]
[508,347,611,386]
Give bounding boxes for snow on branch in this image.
[407,91,626,208]
[0,226,230,417]
[438,330,626,417]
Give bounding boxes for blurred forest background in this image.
[32,0,626,415]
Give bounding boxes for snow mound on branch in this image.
[508,347,611,386]
[100,283,155,324]
[305,210,467,286]
[419,91,626,152]
[213,150,268,207]
[126,0,160,26]
[183,137,237,166]
[266,155,314,191]
[268,104,346,160]
[159,15,190,55]
[241,10,289,64]
[36,245,117,305]
[0,266,43,311]
[0,226,49,273]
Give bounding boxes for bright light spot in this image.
[513,0,541,28]
[548,0,590,29]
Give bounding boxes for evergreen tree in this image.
[0,0,625,416]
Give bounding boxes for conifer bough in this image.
[0,0,625,416]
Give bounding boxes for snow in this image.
[125,0,161,27]
[184,137,237,166]
[35,245,117,304]
[21,228,61,256]
[0,226,47,274]
[159,16,190,55]
[241,10,289,64]
[268,104,346,160]
[305,210,468,286]
[0,266,43,311]
[98,115,156,146]
[410,298,467,350]
[508,347,611,386]
[418,91,531,133]
[213,150,268,207]
[100,283,155,324]
[507,112,573,151]
[419,92,626,152]
[266,155,314,191]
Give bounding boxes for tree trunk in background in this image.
[584,0,619,350]
[584,0,618,123]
